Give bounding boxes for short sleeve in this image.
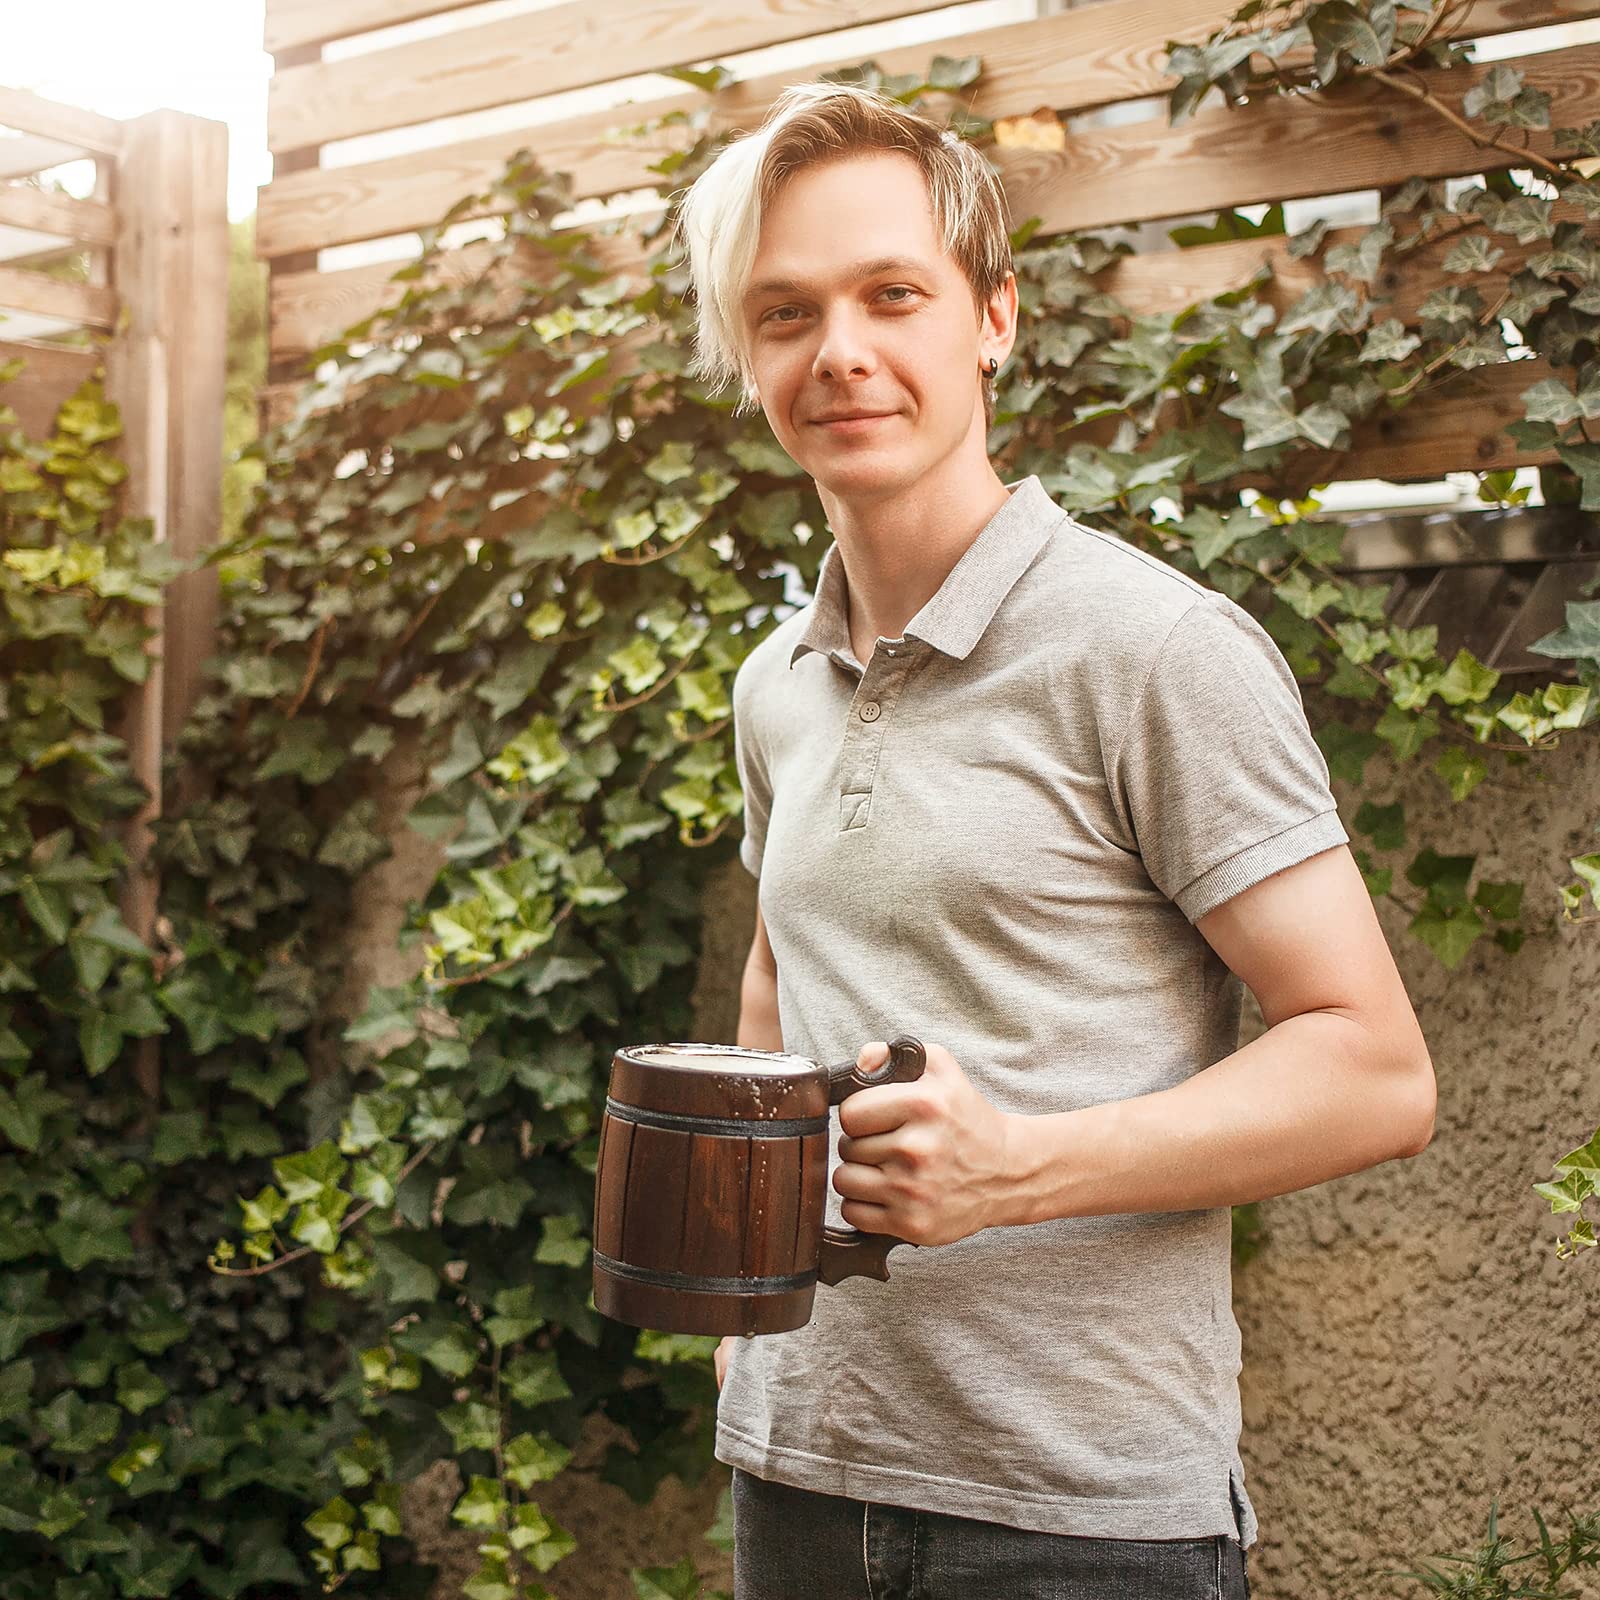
[731,656,771,880]
[1109,593,1349,924]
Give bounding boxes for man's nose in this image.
[811,313,876,381]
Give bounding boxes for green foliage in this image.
[0,370,428,1594]
[1381,1498,1600,1597]
[4,9,1599,1596]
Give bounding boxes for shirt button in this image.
[859,701,881,722]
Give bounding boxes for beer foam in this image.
[629,1043,813,1076]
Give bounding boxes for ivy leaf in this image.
[45,1192,135,1271]
[0,1359,34,1423]
[632,1555,705,1600]
[486,1284,548,1348]
[1473,878,1524,920]
[441,1400,500,1454]
[1434,748,1488,801]
[1375,703,1439,761]
[1315,721,1384,783]
[274,1141,349,1203]
[229,1050,310,1109]
[1408,901,1484,968]
[305,1495,357,1550]
[1554,1127,1600,1181]
[1360,319,1421,363]
[503,1431,574,1488]
[0,1074,70,1152]
[39,1390,121,1454]
[151,1110,212,1165]
[533,1213,591,1268]
[1407,847,1477,911]
[451,1475,507,1529]
[114,1361,169,1417]
[394,1313,480,1379]
[1442,235,1504,274]
[1433,648,1499,706]
[106,1527,195,1597]
[503,1349,573,1408]
[1529,599,1600,666]
[1353,801,1406,851]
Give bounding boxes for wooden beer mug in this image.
[592,1033,927,1336]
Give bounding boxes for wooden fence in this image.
[252,0,1600,674]
[256,0,1600,488]
[0,87,229,1082]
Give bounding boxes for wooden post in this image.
[104,110,229,1108]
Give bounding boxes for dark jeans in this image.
[731,1468,1252,1600]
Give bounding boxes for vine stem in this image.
[1370,66,1569,183]
[284,616,332,719]
[212,1139,440,1278]
[602,650,691,711]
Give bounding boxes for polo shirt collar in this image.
[788,474,1060,669]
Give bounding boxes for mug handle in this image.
[816,1034,926,1287]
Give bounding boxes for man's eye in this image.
[880,286,916,303]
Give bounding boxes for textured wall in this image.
[1234,691,1600,1598]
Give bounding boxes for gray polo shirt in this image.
[718,473,1349,1545]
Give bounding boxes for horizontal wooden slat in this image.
[0,338,100,438]
[1268,360,1558,489]
[1107,199,1588,321]
[0,183,117,250]
[0,87,123,158]
[257,0,1600,261]
[265,0,488,53]
[267,38,1600,354]
[268,0,959,152]
[0,265,117,329]
[270,225,650,355]
[999,39,1600,237]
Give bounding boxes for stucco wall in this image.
[1232,691,1599,1598]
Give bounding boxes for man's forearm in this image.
[994,1009,1435,1228]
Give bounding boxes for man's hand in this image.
[715,1335,734,1392]
[833,1039,1018,1247]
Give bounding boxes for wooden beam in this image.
[0,183,116,250]
[268,0,957,152]
[0,265,117,329]
[265,0,490,53]
[102,110,230,751]
[256,0,1600,259]
[0,87,123,157]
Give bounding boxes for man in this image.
[670,79,1435,1600]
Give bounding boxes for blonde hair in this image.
[670,81,1014,427]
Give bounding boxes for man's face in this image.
[739,151,1003,500]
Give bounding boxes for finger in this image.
[836,1129,900,1165]
[838,1198,894,1232]
[857,1039,890,1070]
[837,1086,915,1138]
[832,1160,893,1205]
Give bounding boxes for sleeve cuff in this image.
[1173,808,1349,924]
